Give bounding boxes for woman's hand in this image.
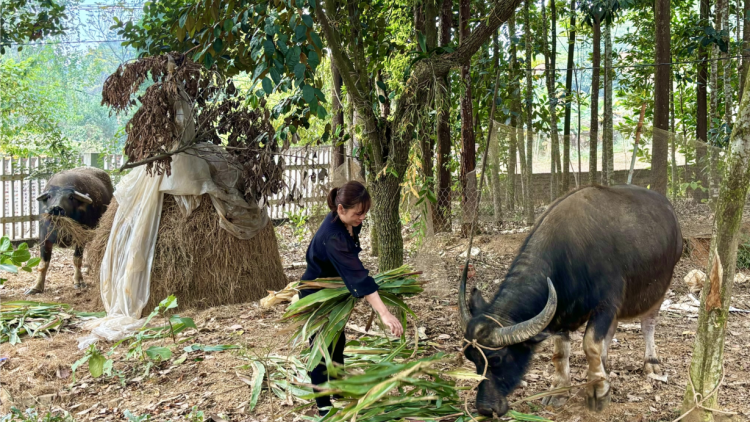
[378,309,404,337]
[364,291,404,337]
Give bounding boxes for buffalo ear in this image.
[469,287,488,314]
[36,193,50,202]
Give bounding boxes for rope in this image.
[671,370,737,422]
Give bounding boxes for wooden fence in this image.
[0,147,333,240]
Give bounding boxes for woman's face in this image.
[337,203,368,227]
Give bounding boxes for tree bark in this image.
[490,31,503,223]
[562,0,575,193]
[742,0,750,97]
[603,21,614,186]
[709,0,723,204]
[434,0,453,233]
[589,18,601,186]
[680,65,750,422]
[508,12,518,211]
[460,0,476,236]
[695,0,709,203]
[332,62,346,169]
[671,69,678,200]
[723,0,732,127]
[651,0,670,196]
[542,0,561,200]
[524,0,534,224]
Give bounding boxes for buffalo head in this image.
[37,188,93,219]
[458,267,557,417]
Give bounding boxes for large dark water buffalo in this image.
[459,184,682,417]
[25,167,114,295]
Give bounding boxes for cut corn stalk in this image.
[0,301,74,344]
[281,265,424,371]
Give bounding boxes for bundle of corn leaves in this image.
[0,301,101,344]
[282,265,424,371]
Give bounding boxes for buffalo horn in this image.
[72,191,93,204]
[482,278,557,348]
[36,192,50,202]
[458,263,473,332]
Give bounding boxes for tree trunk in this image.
[742,0,750,97]
[459,0,476,236]
[563,0,575,193]
[589,19,600,186]
[370,175,403,270]
[723,0,732,127]
[680,65,750,422]
[603,21,614,186]
[524,0,534,224]
[671,70,678,200]
[489,30,503,223]
[695,0,709,203]
[331,62,345,169]
[651,0,670,196]
[434,0,453,233]
[542,0,561,201]
[709,0,723,204]
[507,12,518,211]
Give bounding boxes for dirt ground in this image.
[1,200,750,422]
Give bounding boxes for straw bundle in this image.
[87,194,286,311]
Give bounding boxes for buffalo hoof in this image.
[644,358,662,376]
[74,281,87,290]
[541,394,569,408]
[24,287,43,295]
[586,381,611,412]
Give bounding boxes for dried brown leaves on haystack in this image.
[87,195,287,312]
[100,52,286,205]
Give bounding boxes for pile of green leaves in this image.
[0,301,73,344]
[281,265,424,371]
[0,237,41,285]
[307,353,486,422]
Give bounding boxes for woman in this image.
[300,181,403,416]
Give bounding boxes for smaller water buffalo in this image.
[459,185,682,417]
[25,167,114,295]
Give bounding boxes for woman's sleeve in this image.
[325,233,379,298]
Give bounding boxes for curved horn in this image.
[36,192,50,202]
[458,263,473,332]
[72,191,93,204]
[482,278,557,348]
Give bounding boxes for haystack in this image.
[86,194,286,312]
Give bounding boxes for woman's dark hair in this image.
[327,181,371,218]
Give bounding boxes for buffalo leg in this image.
[541,332,571,407]
[25,240,53,295]
[641,307,662,375]
[73,246,86,289]
[583,310,615,412]
[601,320,617,371]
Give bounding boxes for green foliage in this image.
[0,0,68,55]
[285,210,310,242]
[0,407,75,422]
[736,237,750,270]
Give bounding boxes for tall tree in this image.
[582,1,603,185]
[651,0,670,195]
[460,0,476,235]
[681,66,750,422]
[709,0,724,203]
[490,31,503,223]
[542,0,562,200]
[507,13,519,211]
[562,0,576,192]
[435,0,454,233]
[524,0,535,224]
[695,0,709,203]
[742,0,750,97]
[603,20,614,186]
[331,62,345,169]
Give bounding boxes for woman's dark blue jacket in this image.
[299,212,379,299]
